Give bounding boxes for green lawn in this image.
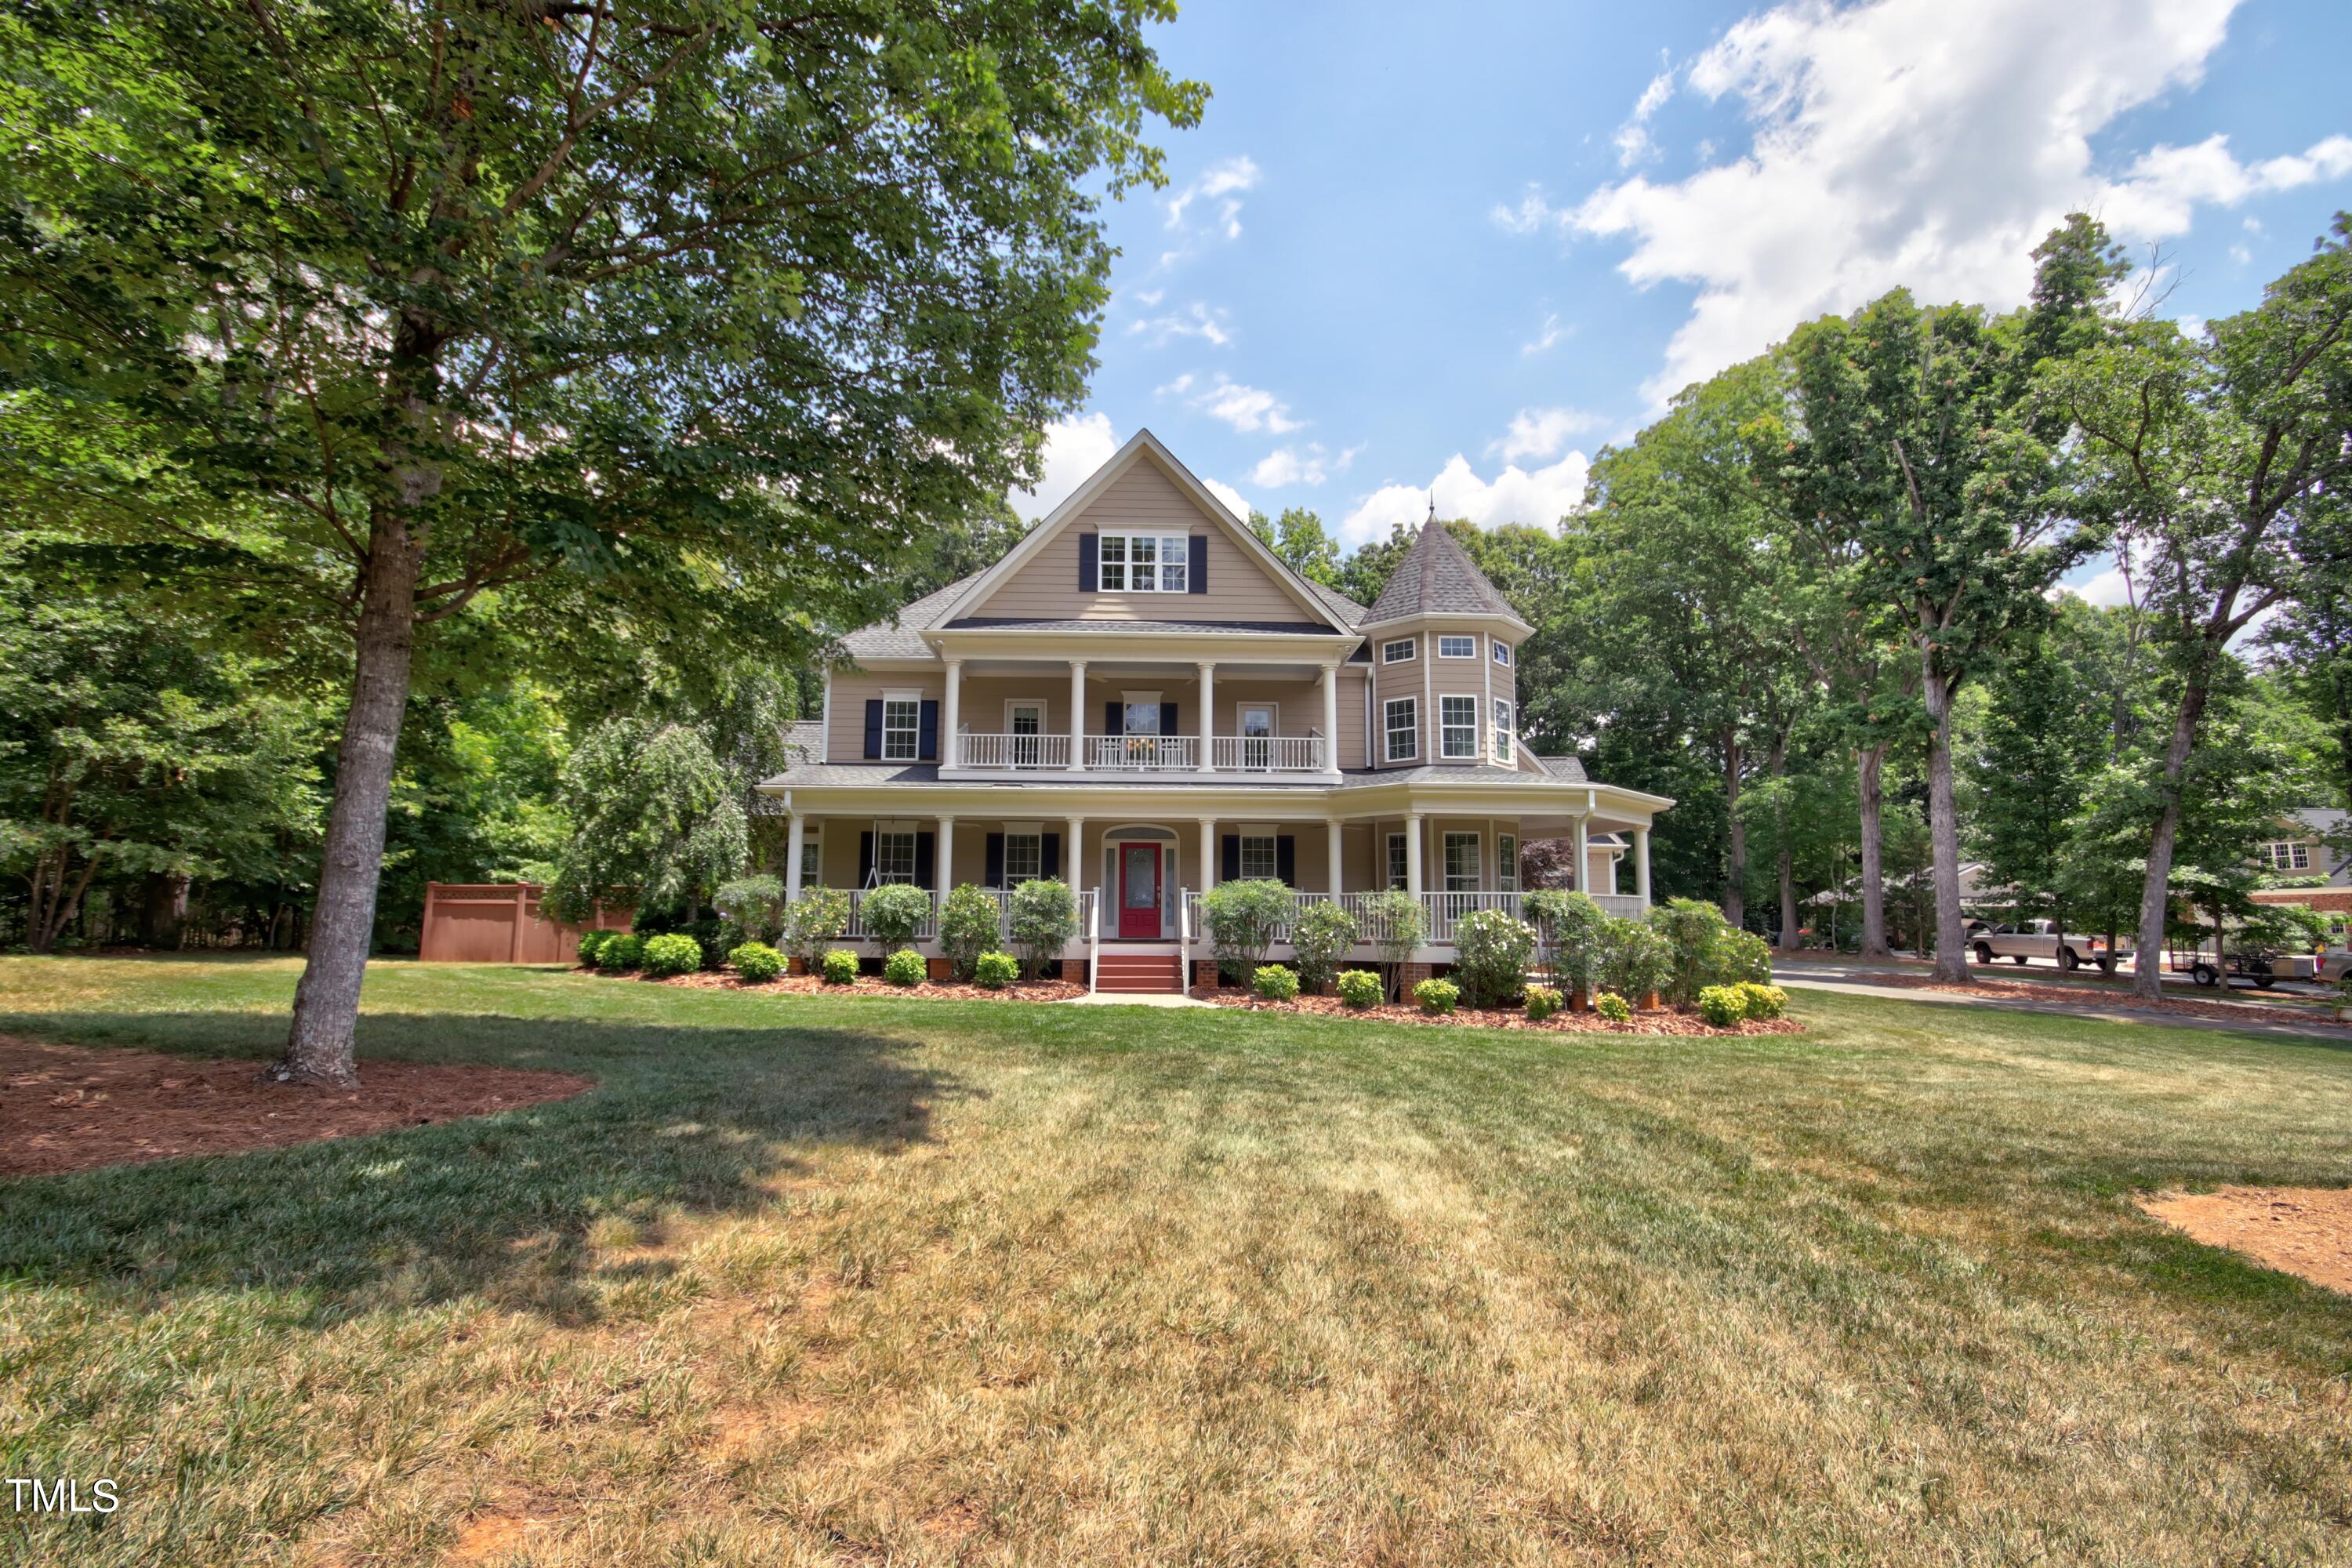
[4,956,2350,1566]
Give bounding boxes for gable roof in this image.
[938,427,1347,630]
[1361,521,1530,630]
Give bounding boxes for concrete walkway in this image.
[1776,961,2350,1043]
[1065,990,1212,1008]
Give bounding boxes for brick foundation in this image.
[926,956,953,981]
[1062,960,1087,986]
[1400,962,1435,990]
[2254,888,2352,915]
[1194,960,1221,989]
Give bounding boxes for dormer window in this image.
[1381,638,1417,663]
[1098,532,1189,593]
[1438,635,1475,659]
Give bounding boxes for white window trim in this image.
[1439,695,1479,760]
[1237,829,1279,881]
[1003,826,1044,884]
[1236,701,1279,736]
[1497,833,1519,893]
[1096,530,1192,593]
[1385,833,1409,890]
[1004,698,1047,731]
[1443,830,1482,894]
[1491,698,1515,764]
[881,690,922,761]
[1120,690,1163,735]
[871,819,920,885]
[1384,696,1418,762]
[1491,640,1512,667]
[798,823,825,890]
[1381,638,1417,664]
[1437,635,1477,659]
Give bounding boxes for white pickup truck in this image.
[1969,920,2131,974]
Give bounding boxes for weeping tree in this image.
[0,0,1201,1082]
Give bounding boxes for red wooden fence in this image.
[418,883,630,964]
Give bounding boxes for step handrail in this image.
[1087,886,1101,995]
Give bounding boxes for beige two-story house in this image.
[756,430,1671,993]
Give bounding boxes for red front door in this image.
[1118,843,1162,938]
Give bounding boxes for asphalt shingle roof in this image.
[1362,521,1524,626]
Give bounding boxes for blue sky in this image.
[1015,0,2352,598]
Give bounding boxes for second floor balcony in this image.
[951,731,1329,776]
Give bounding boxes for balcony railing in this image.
[956,731,1070,769]
[1209,734,1325,772]
[1084,734,1200,771]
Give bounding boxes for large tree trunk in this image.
[1769,729,1798,953]
[1854,742,1891,959]
[1722,727,1745,928]
[140,871,188,949]
[275,513,422,1086]
[1921,660,1970,983]
[2132,675,2212,1000]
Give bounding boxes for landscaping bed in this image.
[2,1036,592,1177]
[599,967,1085,1003]
[1192,987,1806,1035]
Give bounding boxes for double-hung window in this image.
[2264,840,2312,870]
[1443,832,1480,893]
[1240,833,1278,880]
[1491,699,1515,764]
[1438,635,1475,659]
[1497,834,1519,892]
[1381,638,1416,664]
[873,827,918,885]
[1492,641,1512,668]
[881,695,920,760]
[1384,697,1417,761]
[1440,695,1478,759]
[1386,833,1409,890]
[1098,532,1189,592]
[1004,832,1042,884]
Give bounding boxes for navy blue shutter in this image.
[985,833,1005,887]
[1079,533,1098,592]
[917,700,939,761]
[914,833,935,890]
[1221,835,1240,881]
[1160,701,1178,739]
[863,700,884,760]
[1042,833,1061,879]
[1276,837,1296,887]
[1105,699,1120,736]
[1188,534,1207,594]
[858,832,876,885]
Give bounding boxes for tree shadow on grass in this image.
[0,1009,971,1325]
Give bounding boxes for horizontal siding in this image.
[826,670,942,760]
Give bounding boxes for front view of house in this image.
[757,430,1671,993]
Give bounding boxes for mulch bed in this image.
[619,968,1087,1003]
[1192,988,1806,1036]
[2140,1186,2352,1294]
[2,1036,593,1178]
[1854,971,2351,1029]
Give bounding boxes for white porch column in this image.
[1326,818,1344,895]
[935,816,956,906]
[1067,660,1087,771]
[785,811,805,902]
[1197,661,1216,771]
[1320,665,1341,775]
[942,659,962,767]
[1065,815,1085,934]
[1198,816,1218,891]
[1573,814,1591,895]
[1634,826,1651,905]
[1405,812,1424,896]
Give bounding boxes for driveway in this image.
[1775,956,2351,1043]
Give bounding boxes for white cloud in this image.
[1191,375,1303,435]
[1251,444,1334,488]
[1490,406,1606,463]
[1201,477,1250,520]
[1130,287,1165,307]
[1127,301,1233,347]
[1528,0,2352,408]
[1521,311,1570,355]
[1614,67,1678,168]
[1012,412,1120,522]
[1338,451,1593,547]
[1164,155,1261,241]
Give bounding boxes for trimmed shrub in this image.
[860,883,934,947]
[1253,964,1301,1001]
[1599,917,1673,1001]
[730,942,785,983]
[1593,991,1632,1023]
[938,884,1002,981]
[883,947,926,988]
[713,875,788,944]
[1523,889,1607,993]
[782,887,851,975]
[1363,887,1428,1001]
[577,929,612,967]
[1007,878,1079,979]
[1291,898,1360,993]
[1734,981,1788,1020]
[1414,977,1459,1014]
[973,951,1019,990]
[1647,897,1734,1004]
[820,948,859,985]
[1524,984,1563,1022]
[1452,909,1536,1007]
[1336,970,1383,1010]
[1708,928,1773,989]
[1202,879,1294,984]
[641,932,702,976]
[597,932,644,971]
[1696,985,1745,1028]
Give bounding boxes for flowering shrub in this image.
[860,884,933,947]
[1452,909,1536,1007]
[782,887,851,975]
[1253,964,1301,1001]
[1336,970,1383,1009]
[1007,878,1078,979]
[883,948,927,987]
[821,948,859,985]
[1414,977,1459,1014]
[729,942,784,983]
[938,884,1001,980]
[1290,899,1360,993]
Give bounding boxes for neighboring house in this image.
[754,430,1671,993]
[2249,808,2352,915]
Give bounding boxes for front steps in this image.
[1094,952,1186,995]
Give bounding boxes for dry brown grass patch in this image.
[2140,1185,2352,1294]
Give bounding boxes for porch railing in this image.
[1176,887,1649,947]
[956,731,1070,769]
[1084,734,1200,771]
[1208,733,1326,772]
[841,885,1096,951]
